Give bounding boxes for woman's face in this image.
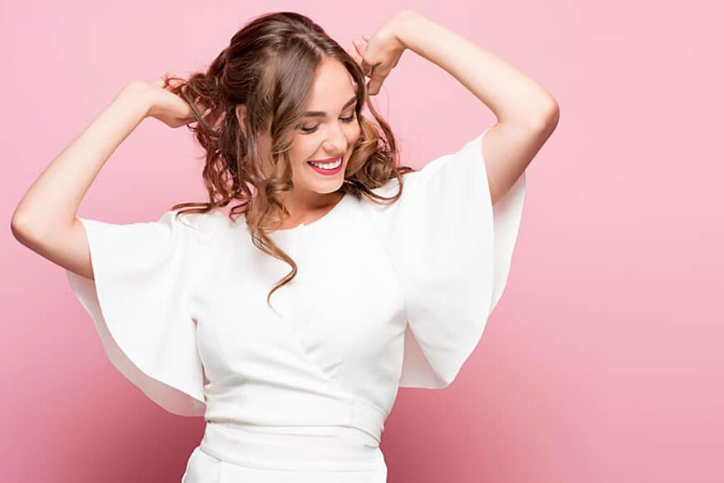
[286,57,361,198]
[237,57,361,204]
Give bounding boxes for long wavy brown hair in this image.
[163,11,416,309]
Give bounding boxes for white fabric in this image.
[66,210,226,416]
[360,126,527,388]
[181,422,388,482]
[65,127,526,479]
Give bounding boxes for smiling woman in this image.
[157,12,418,309]
[13,6,551,483]
[282,58,361,196]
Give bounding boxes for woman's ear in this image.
[235,104,248,137]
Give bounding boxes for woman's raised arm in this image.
[10,78,192,279]
[11,84,152,237]
[392,10,559,204]
[395,10,557,125]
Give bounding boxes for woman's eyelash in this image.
[300,114,357,134]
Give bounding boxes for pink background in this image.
[2,1,723,482]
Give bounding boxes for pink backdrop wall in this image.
[2,1,723,482]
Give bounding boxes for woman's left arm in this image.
[393,10,559,203]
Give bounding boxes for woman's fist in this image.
[347,11,412,96]
[121,73,196,128]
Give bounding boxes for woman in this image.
[12,9,558,483]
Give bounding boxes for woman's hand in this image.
[121,73,196,128]
[348,11,415,96]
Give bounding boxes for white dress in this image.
[65,126,527,482]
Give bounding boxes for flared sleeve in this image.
[365,127,527,389]
[65,209,220,416]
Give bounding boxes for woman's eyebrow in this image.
[303,96,357,118]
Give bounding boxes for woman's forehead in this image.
[306,59,358,111]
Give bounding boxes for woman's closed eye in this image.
[299,114,357,134]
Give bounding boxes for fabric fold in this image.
[65,210,221,415]
[366,127,527,388]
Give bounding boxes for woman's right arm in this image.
[11,82,154,280]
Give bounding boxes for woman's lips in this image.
[307,157,343,176]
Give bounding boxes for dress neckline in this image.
[238,191,350,237]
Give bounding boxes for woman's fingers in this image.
[367,68,388,95]
[156,71,176,89]
[154,74,167,88]
[351,38,372,76]
[156,71,186,91]
[349,35,388,95]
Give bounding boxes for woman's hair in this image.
[164,11,416,309]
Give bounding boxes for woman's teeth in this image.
[308,157,342,170]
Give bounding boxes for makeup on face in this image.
[307,156,343,176]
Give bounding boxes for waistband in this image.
[199,422,387,472]
[205,394,387,444]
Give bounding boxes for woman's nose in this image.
[323,124,347,153]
